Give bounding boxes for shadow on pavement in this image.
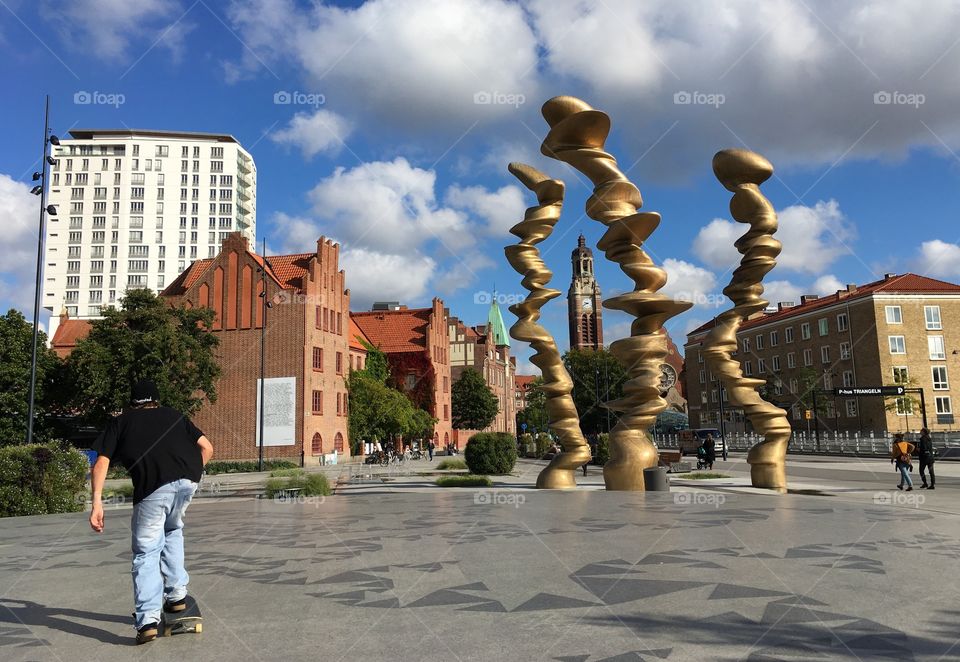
[0,598,131,646]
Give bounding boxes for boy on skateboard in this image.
[88,379,213,644]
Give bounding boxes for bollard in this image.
[643,466,670,491]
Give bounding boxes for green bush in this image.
[264,470,332,498]
[593,433,610,466]
[436,475,492,487]
[464,432,517,475]
[0,442,88,517]
[102,482,134,499]
[436,458,468,471]
[535,432,552,458]
[206,460,297,475]
[106,464,129,479]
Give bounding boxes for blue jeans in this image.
[897,462,913,488]
[130,479,197,629]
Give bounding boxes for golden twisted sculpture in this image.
[702,149,791,492]
[540,96,692,491]
[505,163,591,489]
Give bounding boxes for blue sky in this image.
[2,0,960,373]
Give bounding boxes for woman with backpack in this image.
[890,433,915,491]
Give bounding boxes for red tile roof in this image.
[686,273,960,340]
[348,316,373,351]
[515,375,537,390]
[351,308,432,353]
[51,318,91,357]
[162,249,314,297]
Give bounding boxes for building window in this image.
[801,323,811,340]
[929,335,946,360]
[772,355,780,371]
[885,305,902,324]
[823,373,832,389]
[936,396,952,415]
[443,376,449,393]
[789,378,799,394]
[697,351,703,364]
[818,318,829,336]
[837,313,848,332]
[888,336,906,354]
[925,305,942,330]
[846,400,857,417]
[770,330,779,347]
[443,404,449,421]
[699,369,705,384]
[743,360,753,376]
[755,334,764,350]
[784,326,794,343]
[932,366,949,390]
[839,342,851,360]
[742,337,751,354]
[843,370,854,387]
[758,358,766,374]
[313,347,323,371]
[786,352,796,368]
[312,390,323,415]
[821,346,830,364]
[803,349,813,366]
[336,393,342,416]
[893,366,909,384]
[895,397,913,415]
[336,352,343,374]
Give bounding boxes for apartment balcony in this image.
[236,157,252,175]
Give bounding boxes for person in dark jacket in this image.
[918,428,936,489]
[702,434,717,470]
[88,379,213,645]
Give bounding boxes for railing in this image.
[654,431,960,457]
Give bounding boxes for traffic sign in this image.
[520,423,528,432]
[804,410,813,420]
[834,386,905,397]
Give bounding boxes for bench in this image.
[658,450,682,465]
[275,487,303,501]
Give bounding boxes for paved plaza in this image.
[2,457,960,661]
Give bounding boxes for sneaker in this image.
[906,486,913,491]
[136,623,158,645]
[928,485,935,490]
[164,597,188,613]
[920,484,928,489]
[897,484,904,490]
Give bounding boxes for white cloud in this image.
[445,184,526,236]
[270,110,353,159]
[812,274,845,296]
[0,173,45,316]
[271,212,324,254]
[339,248,435,309]
[693,200,853,275]
[51,0,185,60]
[660,258,719,306]
[916,240,960,279]
[435,252,496,297]
[762,280,804,307]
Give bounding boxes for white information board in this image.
[256,377,297,447]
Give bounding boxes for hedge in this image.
[592,433,610,466]
[264,471,331,498]
[0,443,88,517]
[464,432,517,475]
[105,459,299,478]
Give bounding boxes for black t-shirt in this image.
[93,406,204,503]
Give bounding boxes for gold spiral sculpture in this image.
[702,149,792,492]
[505,163,591,489]
[539,96,692,491]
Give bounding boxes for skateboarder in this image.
[88,379,213,644]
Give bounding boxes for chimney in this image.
[846,283,857,293]
[800,294,819,305]
[777,301,795,311]
[884,273,896,280]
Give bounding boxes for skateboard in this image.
[161,596,202,636]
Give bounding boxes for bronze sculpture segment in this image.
[504,163,591,489]
[539,96,692,491]
[702,149,792,492]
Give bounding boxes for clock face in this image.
[582,298,592,310]
[659,364,677,393]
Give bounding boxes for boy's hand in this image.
[89,503,104,533]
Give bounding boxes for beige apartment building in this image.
[684,274,960,436]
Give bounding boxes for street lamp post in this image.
[26,96,59,444]
[257,239,271,472]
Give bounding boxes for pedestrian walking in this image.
[890,433,915,491]
[88,379,213,645]
[918,428,936,490]
[428,439,435,461]
[702,433,716,470]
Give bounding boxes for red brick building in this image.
[351,299,452,449]
[162,233,351,463]
[514,374,537,413]
[50,309,91,358]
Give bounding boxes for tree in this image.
[0,310,63,445]
[451,368,498,430]
[408,407,438,441]
[884,371,922,430]
[516,376,547,433]
[360,341,390,383]
[562,348,626,434]
[66,289,219,426]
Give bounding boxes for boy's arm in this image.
[89,455,110,533]
[197,435,213,466]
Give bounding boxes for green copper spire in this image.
[488,295,510,347]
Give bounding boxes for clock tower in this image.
[568,234,604,351]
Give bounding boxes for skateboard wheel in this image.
[195,623,202,633]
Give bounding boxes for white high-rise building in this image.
[43,129,257,339]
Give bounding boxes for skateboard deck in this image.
[161,596,202,636]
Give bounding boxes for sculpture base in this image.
[747,441,788,493]
[536,448,592,489]
[603,428,659,491]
